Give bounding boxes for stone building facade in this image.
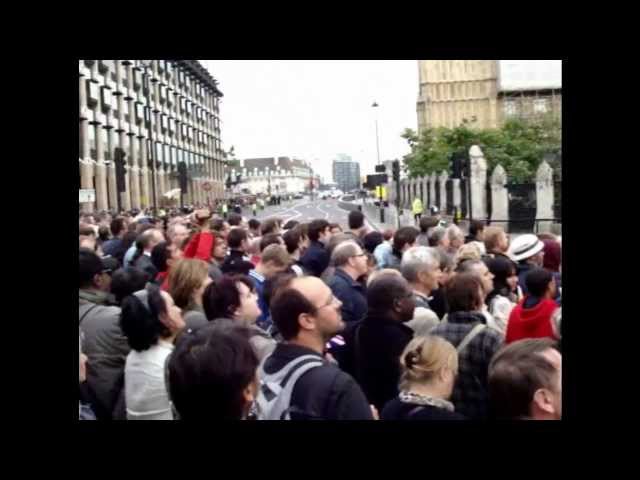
[228,157,317,196]
[79,60,226,212]
[416,60,562,131]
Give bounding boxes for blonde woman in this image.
[381,335,465,420]
[168,258,212,331]
[454,242,482,269]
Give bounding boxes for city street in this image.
[248,197,357,229]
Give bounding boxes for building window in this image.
[122,100,130,124]
[533,98,548,114]
[504,100,517,117]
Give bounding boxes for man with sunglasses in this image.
[79,248,130,420]
[256,276,375,420]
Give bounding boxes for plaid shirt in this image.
[430,311,504,419]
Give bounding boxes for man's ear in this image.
[533,388,555,416]
[298,312,316,332]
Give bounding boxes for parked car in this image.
[341,194,356,202]
[293,193,304,199]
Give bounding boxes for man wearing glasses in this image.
[256,276,375,420]
[328,241,369,324]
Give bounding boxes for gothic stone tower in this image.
[416,60,499,131]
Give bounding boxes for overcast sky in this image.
[200,60,419,183]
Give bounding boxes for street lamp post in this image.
[372,101,384,223]
[140,60,157,217]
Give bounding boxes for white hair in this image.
[401,246,441,284]
[446,224,464,241]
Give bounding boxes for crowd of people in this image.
[79,206,562,421]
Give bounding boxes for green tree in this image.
[401,115,561,183]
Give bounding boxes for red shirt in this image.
[506,297,557,344]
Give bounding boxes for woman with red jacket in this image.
[506,268,559,344]
[155,210,217,291]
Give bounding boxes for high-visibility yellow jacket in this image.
[412,198,424,215]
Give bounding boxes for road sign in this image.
[79,189,95,203]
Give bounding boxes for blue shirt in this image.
[123,245,137,268]
[249,270,270,331]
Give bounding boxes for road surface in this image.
[249,197,357,229]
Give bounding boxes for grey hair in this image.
[401,246,441,284]
[429,226,447,245]
[455,258,485,274]
[446,224,464,241]
[331,241,362,268]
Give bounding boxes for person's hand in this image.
[370,404,379,420]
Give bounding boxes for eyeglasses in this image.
[317,293,339,310]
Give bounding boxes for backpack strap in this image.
[277,359,324,420]
[257,355,324,420]
[457,323,486,354]
[79,303,99,326]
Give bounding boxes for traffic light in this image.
[178,161,188,192]
[114,147,127,193]
[392,160,400,182]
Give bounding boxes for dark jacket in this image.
[430,311,503,420]
[381,398,466,420]
[428,288,448,320]
[516,262,535,296]
[79,289,130,420]
[262,343,373,420]
[134,253,158,280]
[220,250,255,276]
[328,268,367,324]
[300,241,330,277]
[101,237,126,264]
[339,313,414,411]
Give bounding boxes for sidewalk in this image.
[359,199,455,232]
